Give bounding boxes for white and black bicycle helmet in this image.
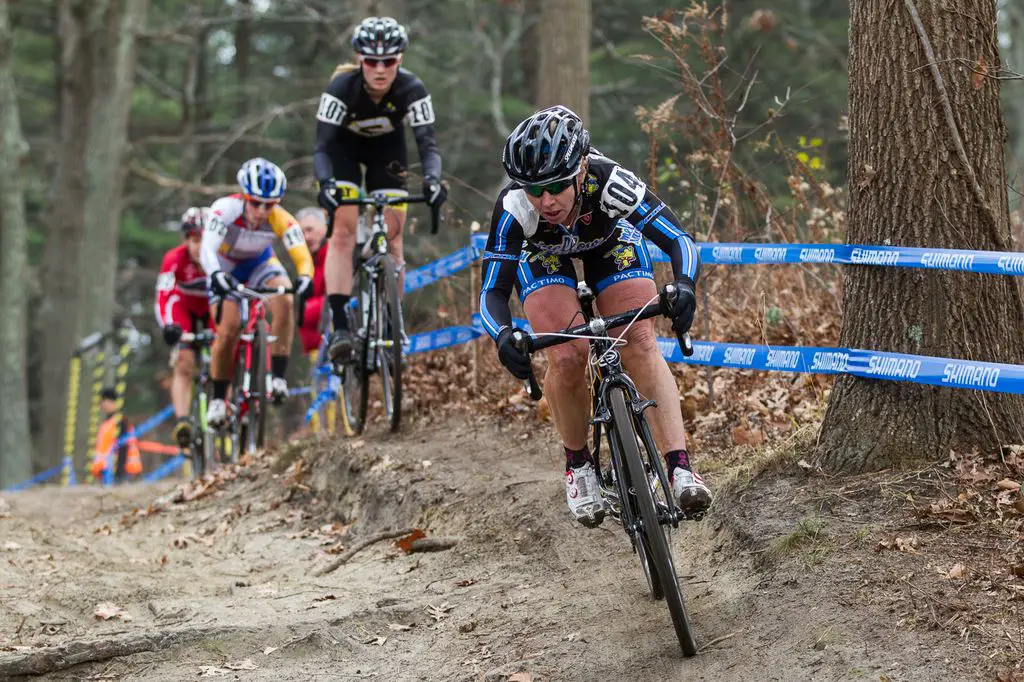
[502,105,591,185]
[352,17,409,56]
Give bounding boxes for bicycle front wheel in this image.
[610,386,698,657]
[340,271,370,436]
[247,320,268,455]
[377,255,403,432]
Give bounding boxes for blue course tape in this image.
[405,325,482,355]
[3,462,64,492]
[661,338,1024,395]
[468,314,1024,395]
[143,454,184,482]
[405,245,481,293]
[645,241,1024,275]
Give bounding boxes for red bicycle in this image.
[214,284,295,461]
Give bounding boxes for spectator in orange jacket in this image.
[90,387,142,483]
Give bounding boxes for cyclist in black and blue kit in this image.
[313,16,447,360]
[481,105,712,527]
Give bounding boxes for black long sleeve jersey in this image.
[313,67,441,182]
[479,153,700,340]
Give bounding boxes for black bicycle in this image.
[328,189,438,435]
[178,328,216,478]
[514,282,700,656]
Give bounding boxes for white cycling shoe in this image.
[670,467,713,515]
[271,377,289,404]
[566,462,606,528]
[207,399,229,429]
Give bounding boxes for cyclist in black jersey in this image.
[313,16,447,360]
[480,105,712,526]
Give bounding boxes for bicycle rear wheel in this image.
[377,255,403,432]
[609,386,698,657]
[340,271,370,436]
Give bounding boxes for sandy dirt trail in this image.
[0,416,981,680]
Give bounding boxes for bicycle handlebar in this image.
[214,284,298,325]
[512,284,694,401]
[325,185,441,237]
[179,329,216,346]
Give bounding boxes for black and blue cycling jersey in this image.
[479,152,700,339]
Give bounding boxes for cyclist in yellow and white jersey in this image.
[201,157,315,427]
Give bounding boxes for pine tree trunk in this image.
[0,0,32,486]
[534,0,590,122]
[818,0,1024,473]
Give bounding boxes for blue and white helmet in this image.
[237,157,287,200]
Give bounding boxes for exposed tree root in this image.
[0,625,258,678]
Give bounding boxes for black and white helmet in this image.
[352,17,409,56]
[502,105,591,185]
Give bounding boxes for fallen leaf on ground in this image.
[426,603,454,621]
[263,646,278,656]
[394,528,427,553]
[876,536,919,554]
[997,478,1021,491]
[455,578,476,587]
[508,673,533,682]
[364,635,387,646]
[94,603,133,621]
[946,563,967,579]
[226,659,257,671]
[198,665,228,677]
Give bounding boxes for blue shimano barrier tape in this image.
[405,325,482,355]
[142,454,184,483]
[3,462,64,492]
[645,241,1024,276]
[405,245,480,294]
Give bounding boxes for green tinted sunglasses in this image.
[525,178,573,197]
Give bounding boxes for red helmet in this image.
[180,207,208,236]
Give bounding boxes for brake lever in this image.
[511,330,542,400]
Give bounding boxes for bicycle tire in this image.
[377,255,403,432]
[231,343,247,464]
[609,387,698,657]
[191,389,207,479]
[340,270,370,436]
[248,320,268,455]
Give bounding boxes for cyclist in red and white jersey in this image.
[155,208,212,448]
[201,158,315,427]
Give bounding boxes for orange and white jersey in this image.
[200,194,314,277]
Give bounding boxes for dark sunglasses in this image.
[247,199,279,210]
[525,178,573,197]
[363,57,399,68]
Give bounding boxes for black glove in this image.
[423,176,447,209]
[293,275,313,302]
[496,327,532,380]
[209,270,238,298]
[317,178,339,211]
[162,324,183,347]
[665,276,697,335]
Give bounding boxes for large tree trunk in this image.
[818,0,1024,473]
[79,0,148,328]
[534,0,590,122]
[37,0,99,472]
[232,0,251,168]
[1002,4,1024,219]
[520,0,540,105]
[0,0,32,486]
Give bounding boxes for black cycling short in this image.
[515,222,656,302]
[330,130,408,192]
